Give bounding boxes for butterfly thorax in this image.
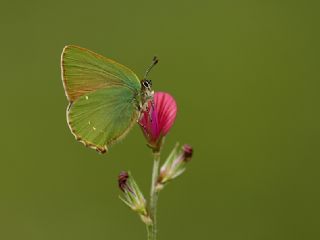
[140,79,154,111]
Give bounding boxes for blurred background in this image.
[1,0,319,239]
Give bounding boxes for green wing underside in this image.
[68,87,139,153]
[61,45,143,153]
[61,45,141,102]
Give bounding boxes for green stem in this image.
[146,224,153,240]
[150,151,160,240]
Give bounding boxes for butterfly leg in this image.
[137,113,150,138]
[149,98,155,122]
[135,97,154,125]
[137,120,147,131]
[137,110,143,123]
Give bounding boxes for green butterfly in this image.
[61,45,157,154]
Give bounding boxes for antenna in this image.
[144,56,159,79]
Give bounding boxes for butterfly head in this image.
[141,79,154,102]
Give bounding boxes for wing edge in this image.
[65,102,139,154]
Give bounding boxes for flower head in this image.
[157,143,194,191]
[139,92,177,152]
[118,171,146,212]
[118,171,152,225]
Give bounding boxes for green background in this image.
[1,0,319,239]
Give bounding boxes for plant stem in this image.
[146,224,153,240]
[150,151,160,240]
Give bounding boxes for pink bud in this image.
[139,92,177,151]
[118,171,130,192]
[182,144,193,161]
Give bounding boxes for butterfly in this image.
[61,45,158,154]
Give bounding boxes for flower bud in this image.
[139,92,177,152]
[183,144,193,162]
[118,171,152,225]
[156,143,193,191]
[118,171,130,192]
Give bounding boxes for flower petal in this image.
[154,92,177,136]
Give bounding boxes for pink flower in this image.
[139,92,177,152]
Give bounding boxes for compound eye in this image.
[142,80,152,89]
[142,81,148,88]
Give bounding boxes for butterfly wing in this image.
[61,45,141,102]
[61,45,142,153]
[68,87,139,153]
